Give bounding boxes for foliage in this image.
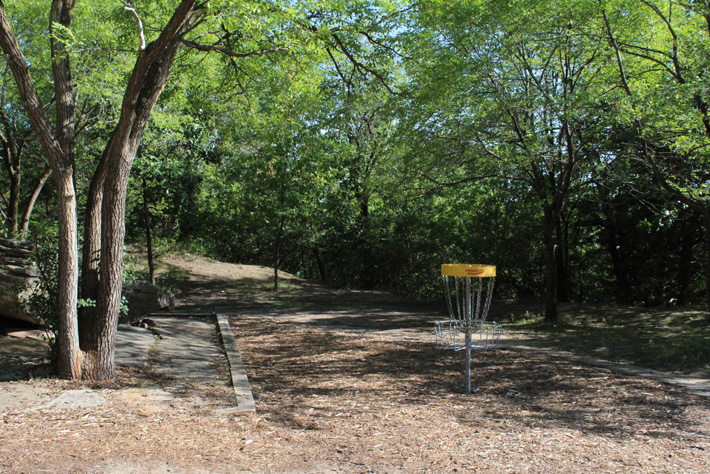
[21,230,61,359]
[21,228,132,362]
[4,0,708,361]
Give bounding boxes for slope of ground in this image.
[0,252,709,473]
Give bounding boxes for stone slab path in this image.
[1,314,255,414]
[115,314,255,413]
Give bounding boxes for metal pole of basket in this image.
[435,264,500,394]
[465,325,472,393]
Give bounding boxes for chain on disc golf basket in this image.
[435,264,502,393]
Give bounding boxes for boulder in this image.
[0,238,38,324]
[122,280,174,323]
[0,238,175,325]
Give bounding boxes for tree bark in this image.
[79,150,107,356]
[54,170,81,378]
[83,148,134,380]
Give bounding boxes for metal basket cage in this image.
[435,320,502,351]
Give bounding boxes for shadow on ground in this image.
[232,316,706,443]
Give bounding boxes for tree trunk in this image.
[274,216,283,291]
[20,167,51,235]
[704,206,710,313]
[313,247,326,281]
[556,215,570,302]
[0,108,26,237]
[83,136,141,379]
[7,167,20,236]
[143,178,155,284]
[0,139,20,237]
[0,0,81,378]
[54,169,81,379]
[543,208,558,325]
[79,0,201,380]
[79,151,107,360]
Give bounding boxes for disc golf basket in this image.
[435,264,502,393]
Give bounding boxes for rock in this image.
[122,280,175,323]
[42,390,106,410]
[0,238,38,324]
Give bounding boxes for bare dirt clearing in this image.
[1,253,709,473]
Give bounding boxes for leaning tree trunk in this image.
[82,146,135,380]
[20,167,52,235]
[79,150,108,360]
[80,0,201,380]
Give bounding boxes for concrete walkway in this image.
[115,313,256,414]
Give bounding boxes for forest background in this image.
[1,0,709,379]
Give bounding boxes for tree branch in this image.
[0,1,68,173]
[21,166,52,234]
[419,171,503,188]
[121,1,146,51]
[180,38,286,58]
[359,30,412,60]
[50,0,76,170]
[330,32,395,95]
[326,47,352,94]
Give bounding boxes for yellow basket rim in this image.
[441,264,496,277]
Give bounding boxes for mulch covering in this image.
[2,315,708,473]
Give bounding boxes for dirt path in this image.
[1,253,709,473]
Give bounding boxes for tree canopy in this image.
[1,0,708,380]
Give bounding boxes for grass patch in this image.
[505,303,710,375]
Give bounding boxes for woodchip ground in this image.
[1,253,709,473]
